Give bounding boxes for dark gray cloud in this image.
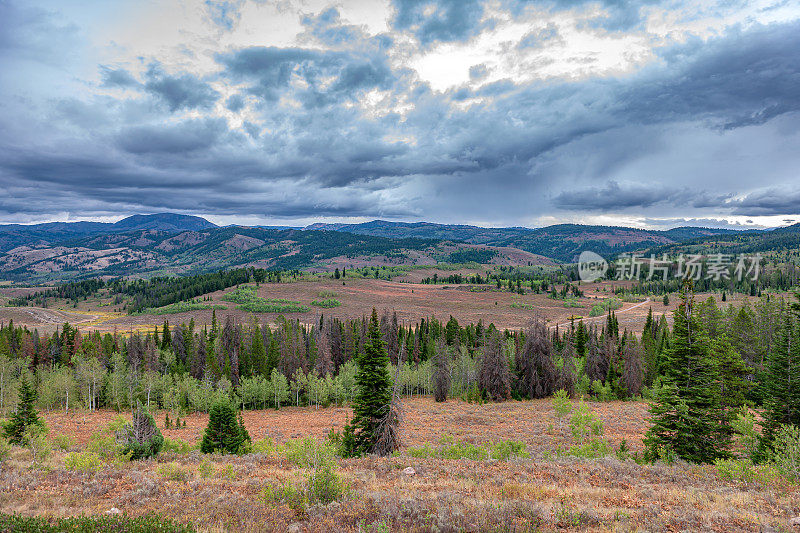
[729,189,800,216]
[218,44,396,107]
[553,181,737,212]
[391,0,486,45]
[554,181,687,210]
[100,66,139,88]
[1,1,800,226]
[116,118,227,154]
[620,24,800,129]
[143,65,219,111]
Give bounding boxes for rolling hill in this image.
[0,213,217,253]
[644,223,800,257]
[306,220,740,262]
[0,214,777,283]
[0,224,554,283]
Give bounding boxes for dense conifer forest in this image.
[2,280,798,464]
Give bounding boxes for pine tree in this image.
[3,373,43,444]
[644,282,731,463]
[433,337,450,402]
[760,306,800,448]
[265,336,279,378]
[574,321,588,358]
[643,307,654,338]
[161,320,171,350]
[342,309,392,456]
[445,315,460,346]
[713,336,751,414]
[200,399,250,454]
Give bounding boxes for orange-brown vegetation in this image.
[1,398,797,532]
[2,278,770,336]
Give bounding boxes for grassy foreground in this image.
[0,398,798,532]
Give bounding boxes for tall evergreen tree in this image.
[761,305,800,447]
[342,309,393,456]
[445,316,460,346]
[201,398,250,454]
[265,335,279,378]
[161,320,171,351]
[644,282,732,463]
[433,337,450,402]
[3,373,43,444]
[574,321,588,358]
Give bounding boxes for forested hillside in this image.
[308,220,740,262]
[0,287,789,426]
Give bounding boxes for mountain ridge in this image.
[0,214,784,283]
[0,214,217,253]
[303,220,744,261]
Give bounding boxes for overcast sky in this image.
[1,0,799,229]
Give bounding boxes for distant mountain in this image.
[111,213,216,232]
[306,220,741,262]
[0,213,216,253]
[0,214,777,282]
[0,225,554,283]
[305,220,533,244]
[645,223,800,257]
[660,226,741,241]
[769,222,800,234]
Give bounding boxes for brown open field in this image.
[0,277,769,336]
[41,397,648,453]
[1,398,797,532]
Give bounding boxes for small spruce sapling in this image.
[3,374,44,445]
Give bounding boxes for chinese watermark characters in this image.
[578,252,762,282]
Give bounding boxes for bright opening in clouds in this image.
[1,0,799,229]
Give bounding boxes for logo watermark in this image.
[577,252,762,282]
[577,251,609,282]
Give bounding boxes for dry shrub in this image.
[157,462,190,482]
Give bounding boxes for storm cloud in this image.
[0,0,799,228]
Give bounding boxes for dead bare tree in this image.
[480,329,511,401]
[622,335,644,397]
[516,318,556,399]
[374,342,404,456]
